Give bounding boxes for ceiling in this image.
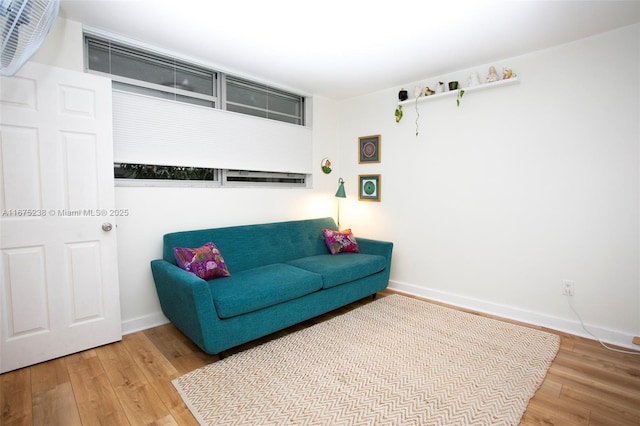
[59,0,640,100]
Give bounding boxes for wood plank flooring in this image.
[2,290,639,425]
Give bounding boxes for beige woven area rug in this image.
[173,294,560,425]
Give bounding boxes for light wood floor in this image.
[2,290,639,425]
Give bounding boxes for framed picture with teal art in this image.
[358,174,381,202]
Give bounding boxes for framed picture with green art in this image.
[358,174,381,202]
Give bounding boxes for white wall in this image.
[336,24,640,348]
[31,17,84,72]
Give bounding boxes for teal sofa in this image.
[150,217,393,355]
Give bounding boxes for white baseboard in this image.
[121,312,169,336]
[119,283,639,351]
[389,280,640,351]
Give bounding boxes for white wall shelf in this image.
[398,77,519,106]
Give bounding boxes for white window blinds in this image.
[112,91,313,174]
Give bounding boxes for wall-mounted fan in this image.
[1,0,60,76]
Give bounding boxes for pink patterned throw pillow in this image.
[174,242,231,280]
[322,228,360,254]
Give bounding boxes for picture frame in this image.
[358,174,381,202]
[358,135,381,164]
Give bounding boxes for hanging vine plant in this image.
[395,105,403,122]
[457,89,465,107]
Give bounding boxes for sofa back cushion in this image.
[163,217,337,273]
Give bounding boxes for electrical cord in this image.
[567,296,640,355]
[415,95,420,136]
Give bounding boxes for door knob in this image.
[102,223,113,232]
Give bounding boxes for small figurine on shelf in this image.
[435,81,445,93]
[398,88,408,101]
[486,66,499,83]
[424,86,435,96]
[502,68,516,79]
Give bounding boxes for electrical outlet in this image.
[561,280,575,296]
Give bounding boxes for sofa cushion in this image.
[322,228,360,254]
[209,263,323,318]
[174,242,231,280]
[286,253,386,289]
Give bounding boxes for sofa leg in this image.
[371,293,377,300]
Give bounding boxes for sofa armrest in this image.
[150,259,220,350]
[356,238,394,271]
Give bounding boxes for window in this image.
[223,170,307,187]
[114,164,307,188]
[87,33,311,187]
[225,77,304,125]
[114,163,219,181]
[86,36,218,108]
[114,163,221,187]
[84,34,305,125]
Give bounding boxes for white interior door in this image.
[0,62,121,373]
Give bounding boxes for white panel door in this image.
[0,62,121,373]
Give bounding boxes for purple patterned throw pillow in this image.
[322,228,360,255]
[174,242,231,280]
